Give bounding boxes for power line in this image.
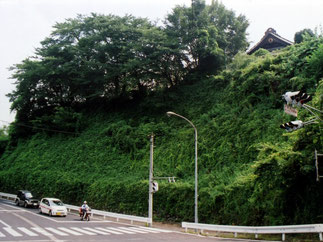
[0,119,79,135]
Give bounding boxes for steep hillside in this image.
[1,37,322,226]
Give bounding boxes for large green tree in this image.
[164,0,249,75]
[8,14,169,133]
[294,28,315,43]
[8,4,249,139]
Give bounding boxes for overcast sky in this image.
[1,0,322,126]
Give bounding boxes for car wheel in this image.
[49,211,52,217]
[15,200,19,206]
[24,202,28,208]
[39,208,42,214]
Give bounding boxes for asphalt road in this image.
[0,199,269,242]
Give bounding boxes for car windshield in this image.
[25,192,33,198]
[51,200,64,206]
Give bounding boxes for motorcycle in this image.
[79,207,91,221]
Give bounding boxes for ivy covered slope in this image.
[1,36,322,226]
[0,0,323,225]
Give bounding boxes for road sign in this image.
[284,104,298,117]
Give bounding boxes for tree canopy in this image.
[294,28,315,43]
[164,0,249,74]
[7,0,249,138]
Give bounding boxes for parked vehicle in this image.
[79,207,91,221]
[39,198,67,217]
[15,190,40,208]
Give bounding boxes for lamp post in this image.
[167,111,198,224]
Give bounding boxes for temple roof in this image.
[247,28,293,55]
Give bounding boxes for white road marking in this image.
[95,227,123,234]
[0,209,26,212]
[138,226,172,233]
[82,227,110,235]
[45,227,69,236]
[2,203,60,241]
[57,227,83,235]
[17,227,38,236]
[3,227,23,237]
[132,227,160,233]
[0,225,175,239]
[119,227,148,233]
[107,227,135,234]
[0,220,11,227]
[31,227,53,236]
[69,227,97,235]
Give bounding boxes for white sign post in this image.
[284,104,298,117]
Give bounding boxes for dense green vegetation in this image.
[1,0,322,226]
[0,126,9,156]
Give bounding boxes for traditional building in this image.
[247,28,293,55]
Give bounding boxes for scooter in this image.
[79,207,91,221]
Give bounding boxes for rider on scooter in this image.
[81,201,89,218]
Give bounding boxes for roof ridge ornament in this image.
[265,28,277,35]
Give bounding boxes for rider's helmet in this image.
[84,201,87,204]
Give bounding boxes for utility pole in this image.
[148,134,154,227]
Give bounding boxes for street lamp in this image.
[166,111,198,224]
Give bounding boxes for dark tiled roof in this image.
[247,28,293,54]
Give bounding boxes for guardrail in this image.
[0,192,16,201]
[0,192,152,225]
[182,222,323,241]
[65,204,151,224]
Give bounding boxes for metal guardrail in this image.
[182,222,323,241]
[0,192,152,225]
[0,192,16,200]
[65,204,151,224]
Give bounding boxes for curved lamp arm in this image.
[166,112,197,132]
[166,111,198,224]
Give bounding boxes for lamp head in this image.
[166,111,175,117]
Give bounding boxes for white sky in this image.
[0,0,322,126]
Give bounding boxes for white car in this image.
[39,198,67,217]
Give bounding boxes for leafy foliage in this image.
[0,126,9,157]
[294,28,315,43]
[164,0,249,74]
[7,1,249,141]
